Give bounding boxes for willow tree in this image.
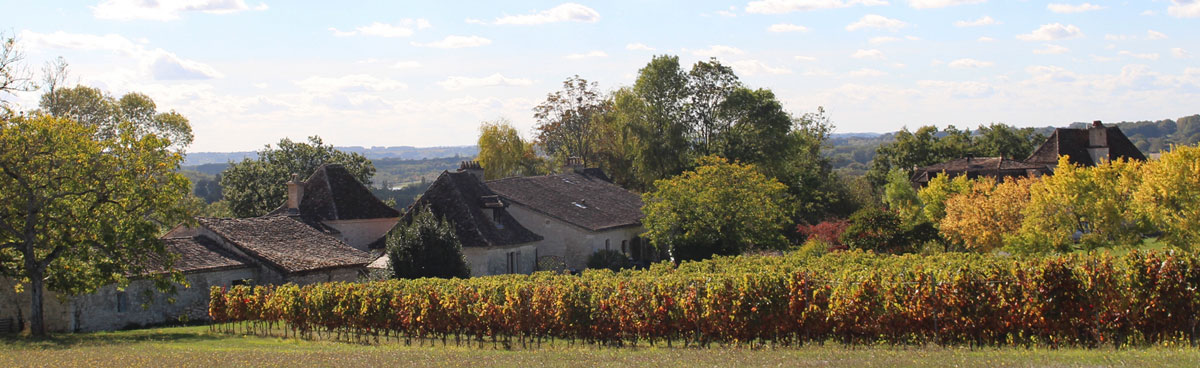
[0,114,191,336]
[476,118,544,180]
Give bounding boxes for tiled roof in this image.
[197,216,372,273]
[486,170,644,231]
[911,157,1050,185]
[407,171,543,247]
[145,236,252,274]
[270,164,399,221]
[1025,126,1147,166]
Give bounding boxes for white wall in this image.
[502,204,643,271]
[323,217,398,252]
[461,243,538,277]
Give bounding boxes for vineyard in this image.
[209,250,1200,348]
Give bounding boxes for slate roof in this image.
[406,171,543,248]
[196,216,373,273]
[486,170,645,231]
[269,164,399,221]
[1025,126,1147,166]
[144,236,253,274]
[911,157,1051,186]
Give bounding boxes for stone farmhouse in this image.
[0,164,392,333]
[408,162,651,276]
[911,121,1147,186]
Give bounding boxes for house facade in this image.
[406,162,649,276]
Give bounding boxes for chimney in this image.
[458,161,484,181]
[564,156,584,173]
[1087,120,1110,163]
[286,173,304,212]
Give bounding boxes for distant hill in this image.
[183,145,479,166]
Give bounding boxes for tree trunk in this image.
[27,266,46,337]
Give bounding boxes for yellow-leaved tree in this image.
[1015,155,1147,253]
[916,174,974,225]
[1134,144,1200,250]
[939,177,1033,252]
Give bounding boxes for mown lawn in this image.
[1,326,1198,367]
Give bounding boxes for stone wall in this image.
[461,243,538,276]
[0,267,257,333]
[323,217,398,252]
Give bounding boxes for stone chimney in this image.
[458,161,484,181]
[564,156,584,173]
[286,173,304,212]
[1087,120,1110,164]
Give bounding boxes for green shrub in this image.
[586,249,633,271]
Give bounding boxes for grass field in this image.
[2,326,1199,367]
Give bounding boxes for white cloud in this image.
[1168,0,1200,18]
[392,61,422,69]
[1025,65,1078,83]
[1105,34,1133,41]
[730,60,794,75]
[437,73,533,90]
[329,19,431,38]
[295,74,407,93]
[870,36,900,44]
[18,30,222,80]
[909,0,986,9]
[1034,44,1070,54]
[1047,3,1106,13]
[1173,48,1191,58]
[492,3,600,25]
[1120,51,1160,60]
[149,50,224,79]
[794,55,818,62]
[768,23,809,32]
[1146,30,1168,40]
[745,0,888,14]
[848,68,887,77]
[565,50,607,59]
[948,58,994,68]
[1017,23,1084,41]
[625,43,655,51]
[411,35,492,48]
[954,15,999,27]
[846,14,908,31]
[916,80,994,98]
[252,83,268,89]
[852,49,885,59]
[690,45,745,58]
[977,36,996,42]
[92,0,268,21]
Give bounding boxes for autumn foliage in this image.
[211,250,1200,347]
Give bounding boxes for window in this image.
[506,251,518,274]
[116,291,129,313]
[605,239,610,251]
[621,240,627,255]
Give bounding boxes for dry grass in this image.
[1,326,1198,367]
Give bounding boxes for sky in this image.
[1,1,1198,152]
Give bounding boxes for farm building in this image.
[404,161,650,276]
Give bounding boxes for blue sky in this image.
[2,1,1198,152]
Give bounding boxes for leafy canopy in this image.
[641,155,789,261]
[386,206,470,279]
[0,114,191,336]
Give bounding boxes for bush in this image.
[840,207,908,253]
[586,249,633,272]
[795,238,831,258]
[386,205,470,279]
[796,219,849,248]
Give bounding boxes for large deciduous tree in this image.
[40,85,193,150]
[1133,144,1200,250]
[221,136,375,218]
[476,118,545,180]
[533,75,607,165]
[641,156,789,261]
[1015,156,1147,252]
[0,114,191,336]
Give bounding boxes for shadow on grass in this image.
[0,326,223,350]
